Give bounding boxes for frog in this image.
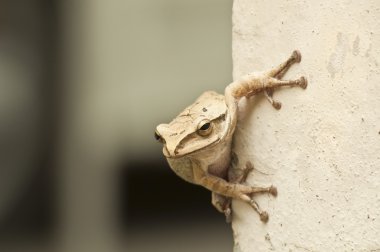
[154,50,307,222]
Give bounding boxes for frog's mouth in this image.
[163,135,221,159]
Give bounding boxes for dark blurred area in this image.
[0,0,58,247]
[0,0,233,251]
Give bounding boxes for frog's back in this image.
[182,91,226,120]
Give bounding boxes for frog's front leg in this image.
[211,161,254,223]
[194,165,276,222]
[226,50,307,110]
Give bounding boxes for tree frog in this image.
[155,50,307,222]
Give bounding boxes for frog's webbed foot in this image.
[267,50,302,79]
[214,161,277,223]
[263,50,307,109]
[239,188,276,223]
[240,162,277,223]
[264,88,282,109]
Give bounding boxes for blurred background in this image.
[0,0,233,251]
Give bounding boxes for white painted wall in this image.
[231,0,380,251]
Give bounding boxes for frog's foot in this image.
[216,161,256,223]
[267,50,302,79]
[211,192,233,223]
[224,206,232,223]
[240,161,254,182]
[228,161,277,222]
[238,189,276,223]
[264,88,282,110]
[263,50,307,109]
[223,194,273,223]
[263,76,307,109]
[241,162,277,222]
[229,161,254,184]
[248,197,269,223]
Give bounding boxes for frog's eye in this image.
[197,119,213,136]
[154,130,164,143]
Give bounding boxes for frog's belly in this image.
[207,153,230,179]
[167,154,230,185]
[167,156,196,184]
[196,142,232,180]
[167,142,232,184]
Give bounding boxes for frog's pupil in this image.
[200,122,210,131]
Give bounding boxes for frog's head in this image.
[155,91,228,158]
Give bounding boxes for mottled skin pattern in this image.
[155,51,307,222]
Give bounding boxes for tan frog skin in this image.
[155,51,307,222]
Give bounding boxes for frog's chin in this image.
[163,137,221,159]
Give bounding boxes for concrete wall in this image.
[231,0,380,251]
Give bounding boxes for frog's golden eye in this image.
[197,119,213,136]
[154,130,164,143]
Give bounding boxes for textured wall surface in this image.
[231,0,380,251]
